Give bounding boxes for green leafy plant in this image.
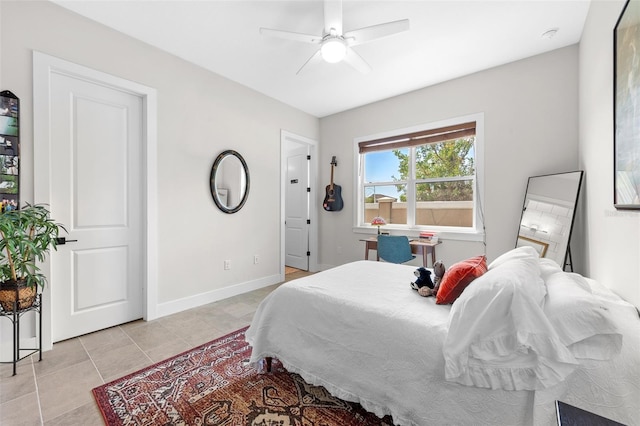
[0,203,66,288]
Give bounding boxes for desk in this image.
[361,237,441,267]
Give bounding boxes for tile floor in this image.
[0,270,311,425]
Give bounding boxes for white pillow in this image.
[538,257,563,281]
[444,257,575,391]
[544,272,622,360]
[488,246,539,270]
[483,255,547,305]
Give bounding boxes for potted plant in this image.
[0,203,66,312]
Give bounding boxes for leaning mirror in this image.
[516,171,583,270]
[210,150,249,214]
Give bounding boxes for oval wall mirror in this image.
[210,150,249,214]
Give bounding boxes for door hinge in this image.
[307,219,311,224]
[307,187,311,192]
[306,251,311,257]
[307,155,311,160]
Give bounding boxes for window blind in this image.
[358,121,476,154]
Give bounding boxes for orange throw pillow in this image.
[436,255,487,304]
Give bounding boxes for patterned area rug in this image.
[92,327,394,425]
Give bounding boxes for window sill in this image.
[352,226,485,242]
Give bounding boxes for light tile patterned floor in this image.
[0,270,311,425]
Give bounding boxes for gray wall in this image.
[579,0,640,307]
[0,1,319,311]
[318,46,579,270]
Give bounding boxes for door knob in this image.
[55,237,78,245]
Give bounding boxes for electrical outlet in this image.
[224,260,231,270]
[254,255,259,264]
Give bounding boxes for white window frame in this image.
[353,113,485,241]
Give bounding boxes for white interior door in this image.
[49,71,144,342]
[285,146,310,270]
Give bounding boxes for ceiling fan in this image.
[260,0,409,75]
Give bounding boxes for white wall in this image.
[0,1,319,315]
[579,0,640,307]
[319,46,579,270]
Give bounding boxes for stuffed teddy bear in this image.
[432,260,446,294]
[413,261,446,297]
[411,267,433,294]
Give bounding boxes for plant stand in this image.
[0,293,42,376]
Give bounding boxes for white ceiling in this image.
[52,0,591,118]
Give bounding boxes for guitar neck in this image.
[329,164,335,190]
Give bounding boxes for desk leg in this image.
[418,246,436,267]
[364,242,370,260]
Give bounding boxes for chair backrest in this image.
[377,235,415,264]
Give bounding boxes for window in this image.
[355,114,484,238]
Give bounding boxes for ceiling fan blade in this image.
[296,49,323,75]
[343,48,371,74]
[344,19,410,46]
[323,0,343,35]
[260,27,321,44]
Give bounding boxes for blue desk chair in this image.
[377,235,415,264]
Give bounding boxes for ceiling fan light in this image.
[321,39,347,63]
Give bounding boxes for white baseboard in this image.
[156,274,282,318]
[0,337,38,362]
[316,263,336,271]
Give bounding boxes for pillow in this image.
[436,255,487,304]
[490,256,547,305]
[488,246,539,270]
[538,257,563,281]
[544,272,622,360]
[444,259,576,390]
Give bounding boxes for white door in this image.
[285,146,310,270]
[49,72,144,342]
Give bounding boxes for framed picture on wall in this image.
[614,0,640,209]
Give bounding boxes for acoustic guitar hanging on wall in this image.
[323,156,344,211]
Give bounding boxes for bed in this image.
[245,248,640,425]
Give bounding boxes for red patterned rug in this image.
[92,326,394,425]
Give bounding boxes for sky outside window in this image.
[364,149,407,199]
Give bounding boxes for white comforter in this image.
[246,260,640,425]
[246,261,532,425]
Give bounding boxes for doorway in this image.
[281,131,318,275]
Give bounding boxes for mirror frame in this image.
[210,150,250,214]
[516,170,583,270]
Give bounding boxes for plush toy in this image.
[412,262,447,297]
[411,267,434,295]
[432,260,446,294]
